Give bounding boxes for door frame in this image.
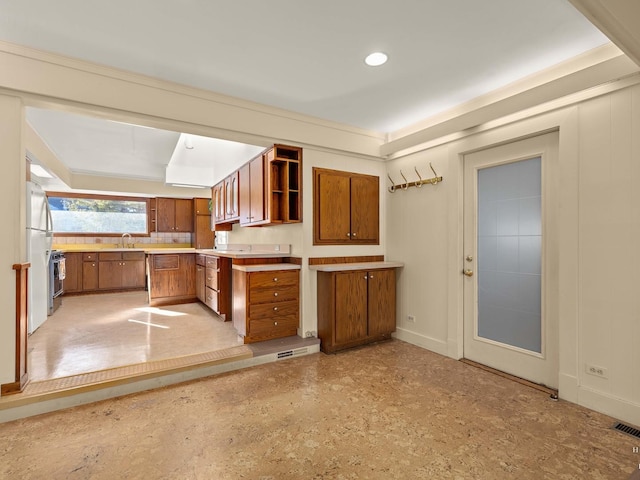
[461,133,559,387]
[445,117,570,388]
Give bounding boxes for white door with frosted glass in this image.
[463,133,558,389]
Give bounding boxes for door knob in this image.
[462,269,474,277]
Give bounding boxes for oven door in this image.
[48,253,64,315]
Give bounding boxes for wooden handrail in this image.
[1,263,30,395]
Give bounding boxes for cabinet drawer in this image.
[205,256,218,269]
[249,315,298,337]
[82,252,98,261]
[205,267,218,290]
[249,300,298,320]
[249,284,298,304]
[123,252,145,261]
[205,287,218,312]
[249,270,298,289]
[99,252,122,261]
[196,254,206,266]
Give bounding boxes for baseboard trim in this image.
[558,372,578,403]
[578,386,640,428]
[393,328,448,356]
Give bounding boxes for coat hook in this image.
[400,170,409,190]
[414,166,424,188]
[429,162,439,184]
[387,173,396,193]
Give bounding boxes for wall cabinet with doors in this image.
[213,144,302,229]
[233,265,300,343]
[193,198,215,249]
[315,265,399,353]
[156,197,194,232]
[224,171,240,222]
[211,176,235,232]
[313,168,379,245]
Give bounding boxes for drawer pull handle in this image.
[273,307,279,311]
[274,292,278,297]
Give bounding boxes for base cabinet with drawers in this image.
[232,266,300,343]
[196,253,232,320]
[316,266,398,353]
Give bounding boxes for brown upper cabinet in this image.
[224,171,240,222]
[156,198,194,232]
[211,144,302,228]
[313,167,379,245]
[239,154,267,226]
[193,198,215,249]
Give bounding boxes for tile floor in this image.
[2,340,638,479]
[28,291,242,381]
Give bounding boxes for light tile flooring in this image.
[28,291,242,381]
[2,340,638,479]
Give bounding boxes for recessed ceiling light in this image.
[364,52,388,67]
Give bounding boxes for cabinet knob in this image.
[274,321,278,326]
[92,263,95,267]
[346,233,351,237]
[369,274,373,279]
[352,232,357,237]
[273,277,278,282]
[364,275,368,279]
[274,292,278,297]
[273,307,279,312]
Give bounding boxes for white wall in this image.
[385,83,640,426]
[0,94,25,386]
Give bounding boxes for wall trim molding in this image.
[393,328,448,357]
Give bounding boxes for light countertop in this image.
[309,261,404,272]
[232,263,301,272]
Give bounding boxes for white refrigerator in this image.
[26,181,53,334]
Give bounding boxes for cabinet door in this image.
[194,215,214,249]
[98,261,121,289]
[82,261,98,290]
[225,171,239,221]
[122,260,145,288]
[239,163,251,225]
[63,252,82,293]
[335,271,368,344]
[156,198,175,232]
[174,199,194,232]
[315,170,351,243]
[194,198,210,215]
[249,155,266,224]
[350,175,379,244]
[212,183,225,223]
[367,269,396,336]
[196,265,205,302]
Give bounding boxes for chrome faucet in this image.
[121,233,133,248]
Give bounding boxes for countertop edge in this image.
[309,261,404,272]
[232,264,302,272]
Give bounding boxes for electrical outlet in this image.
[585,364,608,378]
[407,315,416,323]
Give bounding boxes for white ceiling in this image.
[0,0,614,189]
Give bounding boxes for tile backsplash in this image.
[54,232,192,246]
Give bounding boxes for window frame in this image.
[47,191,152,237]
